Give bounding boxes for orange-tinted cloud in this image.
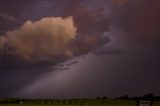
[0,16,76,63]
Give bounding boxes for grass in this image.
[0,104,55,106]
[0,104,160,106]
[0,99,160,106]
[0,104,137,106]
[0,104,136,106]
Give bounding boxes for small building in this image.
[139,100,152,106]
[18,101,24,104]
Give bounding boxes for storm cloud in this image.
[0,0,160,98]
[19,0,160,98]
[111,0,160,46]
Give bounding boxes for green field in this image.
[0,104,136,106]
[0,103,147,106]
[0,99,160,106]
[0,105,104,106]
[0,105,86,106]
[0,104,160,106]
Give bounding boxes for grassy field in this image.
[0,105,99,106]
[0,104,136,106]
[0,99,160,106]
[0,103,139,106]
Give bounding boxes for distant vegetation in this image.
[0,93,160,106]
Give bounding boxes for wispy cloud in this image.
[0,12,15,22]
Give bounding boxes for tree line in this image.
[0,93,160,104]
[115,93,160,101]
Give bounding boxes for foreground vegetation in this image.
[0,94,160,106]
[0,99,160,106]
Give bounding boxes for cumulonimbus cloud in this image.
[0,16,76,63]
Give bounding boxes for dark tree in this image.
[69,100,72,104]
[142,93,154,100]
[123,94,129,99]
[102,96,108,99]
[96,97,100,99]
